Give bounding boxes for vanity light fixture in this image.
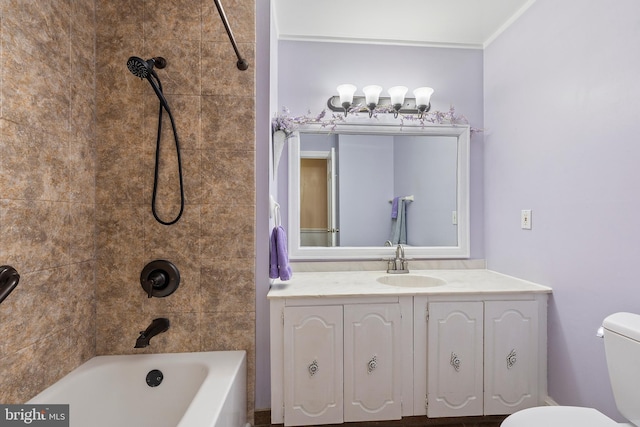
[327,85,435,118]
[413,87,434,118]
[336,84,357,116]
[387,86,408,118]
[362,85,383,117]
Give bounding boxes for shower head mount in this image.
[126,56,167,79]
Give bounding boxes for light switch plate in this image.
[521,210,532,230]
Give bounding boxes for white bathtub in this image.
[28,351,247,427]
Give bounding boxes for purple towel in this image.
[269,226,293,281]
[391,197,400,219]
[269,227,279,279]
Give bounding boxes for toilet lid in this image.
[501,406,619,427]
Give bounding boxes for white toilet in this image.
[501,312,640,427]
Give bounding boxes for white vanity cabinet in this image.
[269,270,551,425]
[283,305,344,426]
[418,297,544,418]
[343,303,402,422]
[274,298,408,426]
[484,300,540,415]
[426,301,484,417]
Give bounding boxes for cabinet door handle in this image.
[308,359,319,376]
[367,355,377,374]
[450,352,461,372]
[506,349,517,369]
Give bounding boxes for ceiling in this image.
[272,0,535,49]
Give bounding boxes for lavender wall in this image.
[484,0,640,420]
[277,41,485,258]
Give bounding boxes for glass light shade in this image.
[413,87,434,107]
[336,84,357,104]
[387,86,408,106]
[363,85,382,106]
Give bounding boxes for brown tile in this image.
[0,200,71,272]
[181,149,205,205]
[0,267,71,355]
[202,42,255,97]
[95,251,144,310]
[96,87,145,146]
[1,43,70,140]
[202,0,255,43]
[139,149,201,215]
[144,0,202,42]
[68,137,96,204]
[95,145,146,204]
[69,203,96,262]
[144,203,200,261]
[0,122,70,201]
[68,261,97,362]
[0,344,46,403]
[98,311,200,355]
[141,39,201,96]
[96,34,145,98]
[201,95,255,149]
[0,0,98,404]
[96,0,143,39]
[201,149,255,204]
[70,64,96,142]
[200,258,255,313]
[143,94,201,152]
[2,0,71,65]
[200,310,254,351]
[200,203,255,260]
[71,0,96,45]
[95,203,145,263]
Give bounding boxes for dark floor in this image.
[254,411,507,427]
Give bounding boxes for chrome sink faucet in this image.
[386,244,409,274]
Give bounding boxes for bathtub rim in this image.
[27,350,247,427]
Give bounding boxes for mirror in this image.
[287,123,470,260]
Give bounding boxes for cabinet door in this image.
[427,301,484,417]
[344,304,402,422]
[284,306,343,426]
[484,300,539,415]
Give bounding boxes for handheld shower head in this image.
[125,54,185,226]
[126,56,167,79]
[126,56,171,113]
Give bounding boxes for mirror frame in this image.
[287,122,470,260]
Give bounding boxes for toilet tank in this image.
[603,312,640,427]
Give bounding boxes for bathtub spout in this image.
[135,318,170,348]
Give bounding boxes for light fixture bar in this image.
[327,95,424,115]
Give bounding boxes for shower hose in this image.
[150,76,185,226]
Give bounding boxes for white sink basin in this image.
[377,275,446,288]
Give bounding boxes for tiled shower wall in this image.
[0,0,256,418]
[95,0,256,418]
[0,0,98,402]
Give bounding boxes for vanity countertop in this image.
[267,269,552,299]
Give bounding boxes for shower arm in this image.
[212,0,249,71]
